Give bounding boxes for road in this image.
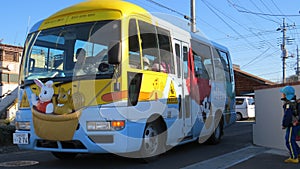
[0,121,254,169]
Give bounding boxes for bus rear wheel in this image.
[51,152,78,160]
[139,122,166,162]
[207,122,223,145]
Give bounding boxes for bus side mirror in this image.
[108,41,121,65]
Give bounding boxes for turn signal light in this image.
[111,121,125,128]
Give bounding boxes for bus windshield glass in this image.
[21,20,121,82]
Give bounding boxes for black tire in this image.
[139,122,166,162]
[236,113,242,121]
[207,122,223,145]
[51,152,78,160]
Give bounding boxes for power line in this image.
[146,0,188,18]
[201,0,259,50]
[249,0,281,23]
[203,0,280,51]
[259,0,282,22]
[231,4,300,17]
[270,0,294,23]
[257,70,282,77]
[214,29,277,41]
[227,0,280,24]
[241,47,270,68]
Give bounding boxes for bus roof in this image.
[28,0,229,53]
[30,0,149,32]
[211,41,230,52]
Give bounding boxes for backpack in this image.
[290,99,300,141]
[288,99,300,124]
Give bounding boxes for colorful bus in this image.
[13,0,236,160]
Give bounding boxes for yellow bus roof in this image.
[39,0,150,30]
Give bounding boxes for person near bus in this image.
[151,56,171,73]
[143,57,151,70]
[74,48,87,75]
[280,85,300,164]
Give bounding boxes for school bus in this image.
[13,0,236,160]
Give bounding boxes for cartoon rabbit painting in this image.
[31,79,54,114]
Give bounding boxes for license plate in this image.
[13,133,29,144]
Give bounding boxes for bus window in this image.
[183,46,188,78]
[31,46,64,73]
[191,40,214,80]
[137,20,159,72]
[74,40,108,63]
[157,27,174,74]
[175,43,181,78]
[218,50,231,82]
[129,19,141,69]
[193,52,209,79]
[212,48,226,82]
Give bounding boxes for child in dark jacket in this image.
[280,85,300,164]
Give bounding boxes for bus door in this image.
[174,39,192,137]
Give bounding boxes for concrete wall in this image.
[253,85,300,150]
[0,88,18,117]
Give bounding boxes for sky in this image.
[0,0,300,83]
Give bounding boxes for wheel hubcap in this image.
[143,125,159,155]
[215,124,221,138]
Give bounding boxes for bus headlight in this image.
[15,121,31,131]
[87,121,125,131]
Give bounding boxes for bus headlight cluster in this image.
[87,121,125,131]
[15,121,31,131]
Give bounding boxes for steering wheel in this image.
[83,62,98,74]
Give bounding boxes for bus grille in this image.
[36,140,86,149]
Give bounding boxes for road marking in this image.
[0,160,39,167]
[181,145,268,169]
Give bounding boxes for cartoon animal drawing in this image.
[200,97,214,129]
[54,88,74,115]
[31,79,54,114]
[149,78,163,100]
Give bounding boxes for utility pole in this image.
[277,18,288,83]
[190,0,196,33]
[281,18,287,83]
[277,18,296,83]
[296,45,300,80]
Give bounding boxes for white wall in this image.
[253,85,300,150]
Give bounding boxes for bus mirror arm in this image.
[113,65,120,91]
[108,41,121,65]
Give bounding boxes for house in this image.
[0,44,23,121]
[233,65,276,96]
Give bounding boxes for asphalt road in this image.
[0,121,254,169]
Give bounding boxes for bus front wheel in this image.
[139,122,166,161]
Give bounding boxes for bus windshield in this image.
[21,20,121,83]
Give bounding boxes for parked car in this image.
[235,96,255,121]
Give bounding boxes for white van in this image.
[235,96,255,121]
